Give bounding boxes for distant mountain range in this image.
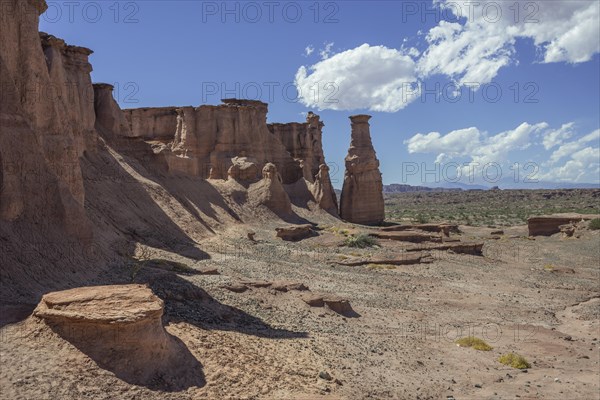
[383,181,600,192]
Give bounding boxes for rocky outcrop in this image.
[248,163,292,215]
[33,284,204,389]
[312,164,339,215]
[0,1,90,237]
[527,213,598,236]
[123,107,178,140]
[339,115,385,225]
[93,83,132,137]
[268,112,326,182]
[173,99,298,183]
[227,156,260,182]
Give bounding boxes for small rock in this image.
[223,283,248,293]
[474,384,482,388]
[319,371,332,381]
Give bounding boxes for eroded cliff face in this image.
[119,101,338,198]
[268,112,326,183]
[0,0,344,303]
[0,1,91,234]
[339,115,385,225]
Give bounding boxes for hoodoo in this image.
[339,115,385,225]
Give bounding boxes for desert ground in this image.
[2,193,599,400]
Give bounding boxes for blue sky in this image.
[40,1,600,187]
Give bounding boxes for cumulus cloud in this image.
[419,0,600,84]
[547,129,600,164]
[294,1,599,111]
[406,122,548,171]
[304,45,314,57]
[405,123,600,183]
[295,44,420,112]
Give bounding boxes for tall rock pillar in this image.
[339,115,385,225]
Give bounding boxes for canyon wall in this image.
[2,0,384,302]
[268,112,326,183]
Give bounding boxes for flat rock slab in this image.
[34,284,163,324]
[380,223,458,236]
[369,231,442,243]
[406,241,484,256]
[335,252,430,266]
[301,293,358,317]
[528,213,599,236]
[276,224,316,241]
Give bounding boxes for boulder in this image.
[276,224,315,241]
[339,115,385,225]
[33,285,203,389]
[301,293,325,307]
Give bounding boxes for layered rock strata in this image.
[339,115,385,225]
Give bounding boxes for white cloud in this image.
[295,44,420,112]
[542,123,575,150]
[304,45,314,57]
[540,144,600,182]
[406,123,600,183]
[319,42,335,60]
[406,122,547,166]
[294,1,599,112]
[419,1,600,84]
[547,129,600,164]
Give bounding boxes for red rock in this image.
[339,115,384,225]
[276,224,315,241]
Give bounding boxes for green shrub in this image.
[415,214,429,224]
[498,353,531,369]
[589,218,600,230]
[343,234,378,249]
[455,337,493,351]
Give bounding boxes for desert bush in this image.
[589,218,600,230]
[455,337,493,351]
[415,214,429,224]
[343,234,378,249]
[498,353,531,369]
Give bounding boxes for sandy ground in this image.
[1,222,599,399]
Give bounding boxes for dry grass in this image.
[455,337,493,351]
[498,353,531,369]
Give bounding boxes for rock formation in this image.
[248,163,292,215]
[268,112,326,182]
[0,0,342,302]
[528,213,598,236]
[0,1,92,238]
[94,83,132,137]
[312,164,339,215]
[33,284,204,389]
[275,224,315,241]
[339,115,385,225]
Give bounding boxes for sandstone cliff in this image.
[339,115,385,225]
[268,112,326,183]
[0,0,342,304]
